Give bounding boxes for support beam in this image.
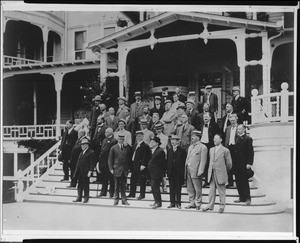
[33,81,37,125]
[239,65,246,97]
[100,52,107,85]
[14,153,18,177]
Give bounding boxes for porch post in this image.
[42,26,49,63]
[33,81,37,125]
[100,51,107,86]
[262,33,271,94]
[13,153,18,177]
[235,32,246,97]
[118,46,130,98]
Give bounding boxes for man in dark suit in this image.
[231,86,250,124]
[148,136,167,209]
[59,120,78,181]
[130,91,147,120]
[175,114,195,152]
[104,107,120,132]
[166,135,187,209]
[89,95,101,139]
[198,103,215,130]
[72,137,97,203]
[150,96,165,119]
[224,113,239,188]
[108,134,131,206]
[233,124,254,205]
[187,91,202,113]
[200,113,221,187]
[128,131,151,199]
[185,99,201,130]
[97,127,118,197]
[221,103,234,135]
[203,85,218,121]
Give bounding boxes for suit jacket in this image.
[131,141,151,172]
[116,105,129,119]
[198,111,215,130]
[70,138,83,167]
[150,104,165,119]
[108,143,131,177]
[203,92,218,113]
[104,115,120,131]
[130,101,146,119]
[221,113,232,134]
[92,124,107,155]
[186,108,201,130]
[98,136,118,171]
[114,129,132,146]
[224,124,239,148]
[125,116,136,134]
[75,148,97,177]
[160,110,176,136]
[59,128,78,160]
[175,123,195,151]
[233,134,254,171]
[231,96,250,124]
[89,105,101,130]
[208,145,232,185]
[167,146,187,185]
[178,93,187,103]
[201,121,220,149]
[185,142,208,178]
[148,147,166,179]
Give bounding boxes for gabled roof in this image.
[88,11,283,51]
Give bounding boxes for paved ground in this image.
[2,202,294,239]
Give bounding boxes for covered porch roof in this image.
[88,11,283,51]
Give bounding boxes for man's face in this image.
[100,104,106,111]
[118,99,125,105]
[229,115,237,125]
[186,103,192,110]
[173,94,179,102]
[94,100,100,106]
[136,134,143,143]
[191,134,199,144]
[165,103,171,111]
[154,99,161,105]
[237,125,245,135]
[213,135,222,146]
[118,137,125,145]
[170,138,179,147]
[141,123,148,130]
[189,95,195,100]
[109,108,115,115]
[203,103,209,112]
[178,108,184,115]
[206,88,212,94]
[81,143,89,150]
[175,87,180,94]
[66,121,73,130]
[143,107,149,115]
[149,140,157,149]
[135,96,141,102]
[153,114,159,122]
[233,90,239,97]
[181,114,188,123]
[203,114,211,124]
[123,109,129,117]
[226,104,233,113]
[118,122,125,129]
[105,128,113,138]
[97,116,103,125]
[156,128,162,134]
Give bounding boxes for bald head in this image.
[105,127,114,138]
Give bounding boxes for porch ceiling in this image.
[88,11,283,51]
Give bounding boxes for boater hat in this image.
[205,85,213,89]
[80,137,90,145]
[118,118,126,124]
[118,96,127,102]
[154,123,164,130]
[170,135,181,140]
[185,99,195,105]
[232,86,240,92]
[134,91,142,97]
[192,130,202,138]
[154,95,162,100]
[118,134,125,139]
[177,105,186,110]
[140,119,148,125]
[188,91,196,96]
[164,99,172,105]
[135,130,144,135]
[92,95,101,101]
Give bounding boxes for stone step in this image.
[24,194,283,215]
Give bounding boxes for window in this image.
[104,27,115,37]
[74,31,86,60]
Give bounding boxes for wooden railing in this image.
[13,141,61,202]
[4,55,42,66]
[251,82,294,124]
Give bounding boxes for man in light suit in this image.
[175,114,195,152]
[202,134,232,213]
[203,85,218,121]
[130,91,146,120]
[104,107,120,132]
[108,134,131,206]
[160,99,176,137]
[185,130,208,210]
[140,119,155,145]
[116,96,129,120]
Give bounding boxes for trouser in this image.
[101,169,114,195]
[207,169,226,210]
[161,175,167,190]
[186,166,202,206]
[201,143,210,184]
[77,170,90,199]
[235,169,251,201]
[62,159,70,180]
[169,170,182,205]
[227,145,235,185]
[130,170,147,197]
[151,175,163,205]
[114,172,127,202]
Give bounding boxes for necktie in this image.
[121,145,123,151]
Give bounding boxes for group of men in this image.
[58,84,253,212]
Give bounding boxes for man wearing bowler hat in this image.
[73,137,97,203]
[108,134,131,206]
[203,85,218,121]
[185,130,208,210]
[148,136,167,209]
[166,135,187,209]
[130,91,146,120]
[116,96,129,120]
[89,95,102,139]
[150,95,165,119]
[231,86,250,124]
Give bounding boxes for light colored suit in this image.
[206,145,232,210]
[130,101,146,119]
[185,141,208,206]
[160,109,176,136]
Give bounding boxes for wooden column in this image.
[42,27,49,63]
[33,81,37,125]
[100,51,107,85]
[262,33,271,94]
[14,153,18,177]
[235,32,246,97]
[118,47,130,98]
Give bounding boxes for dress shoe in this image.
[177,205,181,209]
[113,201,119,206]
[109,193,114,198]
[151,203,162,209]
[202,207,213,212]
[61,178,69,182]
[218,208,225,213]
[83,198,89,203]
[73,198,82,202]
[137,195,145,200]
[246,199,251,206]
[167,204,175,208]
[185,204,196,209]
[202,182,209,187]
[149,203,156,207]
[122,201,130,205]
[234,199,245,203]
[66,185,75,188]
[97,193,107,197]
[196,206,201,210]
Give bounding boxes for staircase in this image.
[22,162,284,215]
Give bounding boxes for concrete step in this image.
[23,194,283,215]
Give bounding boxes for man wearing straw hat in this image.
[116,96,129,120]
[130,91,146,120]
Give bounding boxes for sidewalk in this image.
[2,201,294,238]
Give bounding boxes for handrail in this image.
[4,55,42,66]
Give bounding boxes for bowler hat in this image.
[92,95,101,101]
[205,85,213,89]
[192,130,202,137]
[150,136,161,145]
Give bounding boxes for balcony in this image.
[4,55,42,67]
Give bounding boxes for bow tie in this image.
[204,124,208,127]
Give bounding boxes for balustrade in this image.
[4,55,41,66]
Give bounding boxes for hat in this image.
[185,99,195,105]
[118,118,126,124]
[134,91,142,97]
[93,95,101,101]
[188,91,196,96]
[118,96,127,102]
[170,134,181,140]
[192,130,202,137]
[80,137,90,145]
[164,99,172,105]
[154,123,164,130]
[150,136,161,145]
[177,105,186,110]
[135,130,144,135]
[140,119,148,125]
[118,134,125,139]
[154,95,162,100]
[232,86,240,92]
[246,168,254,179]
[205,85,213,89]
